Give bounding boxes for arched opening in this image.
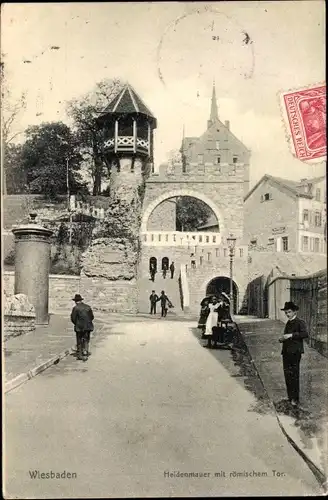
[149,257,157,272]
[162,256,169,270]
[206,276,238,314]
[141,189,224,234]
[146,195,219,233]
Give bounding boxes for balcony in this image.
[104,136,149,155]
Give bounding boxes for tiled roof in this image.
[245,174,326,201]
[198,213,219,230]
[100,84,155,118]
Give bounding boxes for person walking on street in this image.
[279,301,308,407]
[149,290,159,314]
[162,264,168,279]
[170,261,175,279]
[198,296,211,337]
[204,295,220,348]
[71,294,94,362]
[159,290,172,318]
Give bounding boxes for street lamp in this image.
[227,233,237,317]
[58,135,73,244]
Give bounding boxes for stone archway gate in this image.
[141,188,224,234]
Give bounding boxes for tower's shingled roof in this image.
[101,84,155,118]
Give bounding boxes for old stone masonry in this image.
[76,82,251,315]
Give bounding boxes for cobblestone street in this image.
[4,318,321,498]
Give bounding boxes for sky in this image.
[1,1,326,187]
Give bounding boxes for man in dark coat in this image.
[170,261,175,279]
[150,264,156,282]
[159,290,172,318]
[71,294,94,361]
[149,290,159,314]
[279,301,308,407]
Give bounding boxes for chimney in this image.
[225,120,230,130]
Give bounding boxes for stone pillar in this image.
[12,215,53,325]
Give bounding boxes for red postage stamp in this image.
[281,84,326,162]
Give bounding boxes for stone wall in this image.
[147,199,176,231]
[4,293,36,340]
[185,258,249,315]
[143,177,244,240]
[3,271,80,314]
[80,275,138,313]
[139,245,191,277]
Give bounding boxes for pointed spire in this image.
[208,80,219,128]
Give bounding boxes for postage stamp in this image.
[281,84,326,163]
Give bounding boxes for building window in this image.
[282,236,289,251]
[200,256,203,266]
[315,188,321,201]
[303,209,309,222]
[206,235,209,243]
[213,235,216,243]
[217,156,221,164]
[302,236,309,252]
[315,211,322,227]
[233,156,238,164]
[216,141,220,150]
[261,193,272,202]
[216,248,220,257]
[158,234,161,242]
[310,237,314,252]
[268,237,275,245]
[239,248,244,257]
[314,238,320,253]
[199,235,203,242]
[197,154,203,164]
[208,252,212,262]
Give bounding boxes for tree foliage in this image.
[3,143,27,194]
[176,196,214,231]
[66,78,123,195]
[1,56,27,146]
[20,122,87,199]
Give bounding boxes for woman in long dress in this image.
[197,296,211,336]
[204,296,220,348]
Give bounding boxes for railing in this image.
[141,231,222,246]
[74,200,105,219]
[104,136,149,153]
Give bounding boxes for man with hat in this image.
[279,301,308,406]
[71,294,94,361]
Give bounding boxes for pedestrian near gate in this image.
[71,294,94,362]
[279,301,308,407]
